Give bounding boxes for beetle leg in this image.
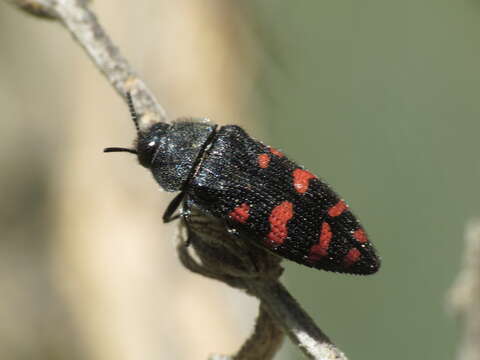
[163,191,186,223]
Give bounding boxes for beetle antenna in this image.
[104,147,138,154]
[126,91,141,134]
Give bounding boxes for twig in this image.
[10,1,350,359]
[448,220,480,360]
[254,281,347,359]
[182,212,348,360]
[12,0,167,127]
[234,304,284,360]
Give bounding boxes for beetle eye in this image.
[135,123,171,169]
[137,137,158,168]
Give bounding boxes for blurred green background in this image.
[1,0,479,359]
[253,1,480,359]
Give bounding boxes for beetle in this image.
[105,93,380,275]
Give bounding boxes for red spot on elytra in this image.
[269,147,284,157]
[266,201,294,245]
[344,248,361,267]
[353,228,368,243]
[328,200,348,217]
[292,168,316,194]
[229,203,250,223]
[257,153,270,168]
[308,222,332,261]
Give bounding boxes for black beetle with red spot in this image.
[105,93,380,275]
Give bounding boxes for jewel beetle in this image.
[105,93,380,275]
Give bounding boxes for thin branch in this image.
[11,0,57,18]
[448,220,480,360]
[183,213,348,360]
[11,0,167,127]
[234,304,284,360]
[10,1,350,359]
[254,281,347,360]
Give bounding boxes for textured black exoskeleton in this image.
[105,93,380,275]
